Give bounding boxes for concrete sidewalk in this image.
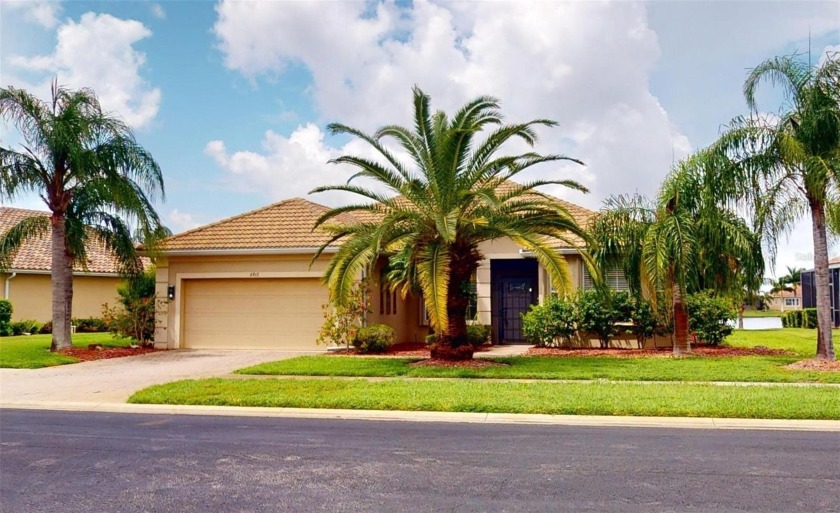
[2,400,839,432]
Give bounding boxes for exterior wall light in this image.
[167,285,176,301]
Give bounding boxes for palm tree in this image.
[312,87,591,360]
[714,52,840,360]
[0,82,165,351]
[589,150,764,355]
[780,265,804,290]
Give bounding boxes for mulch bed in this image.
[525,345,795,358]
[784,359,840,372]
[59,346,161,362]
[409,358,507,368]
[329,342,491,358]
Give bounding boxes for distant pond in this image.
[730,317,783,330]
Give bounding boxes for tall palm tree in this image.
[589,150,764,355]
[312,87,592,360]
[780,265,804,290]
[714,52,840,360]
[0,82,165,351]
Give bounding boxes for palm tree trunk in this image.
[672,283,690,356]
[430,248,477,361]
[50,216,73,352]
[738,305,744,330]
[809,201,836,360]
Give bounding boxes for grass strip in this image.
[128,378,840,420]
[0,333,132,369]
[236,355,840,383]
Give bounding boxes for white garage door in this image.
[182,278,328,349]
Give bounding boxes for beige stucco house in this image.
[1,207,124,321]
[150,194,626,350]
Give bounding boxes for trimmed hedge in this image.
[352,324,396,354]
[783,308,817,329]
[0,299,11,336]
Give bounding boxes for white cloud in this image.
[167,209,200,233]
[150,3,166,20]
[3,0,62,28]
[8,12,161,129]
[212,0,690,208]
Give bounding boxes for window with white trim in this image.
[784,297,799,307]
[582,266,630,291]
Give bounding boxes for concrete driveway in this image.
[0,349,315,405]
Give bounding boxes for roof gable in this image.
[159,198,355,252]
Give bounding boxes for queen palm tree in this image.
[0,82,165,351]
[714,52,840,360]
[312,87,592,360]
[589,150,764,355]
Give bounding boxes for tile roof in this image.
[159,198,358,251]
[0,206,132,274]
[159,183,594,253]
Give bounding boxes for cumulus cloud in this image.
[8,12,161,129]
[211,0,691,208]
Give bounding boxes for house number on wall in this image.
[249,272,260,277]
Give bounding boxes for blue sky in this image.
[1,0,838,278]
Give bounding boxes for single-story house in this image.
[801,257,840,327]
[765,285,802,312]
[0,206,125,322]
[151,193,640,350]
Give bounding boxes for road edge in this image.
[2,401,839,431]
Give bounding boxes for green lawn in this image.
[237,328,839,383]
[128,378,840,420]
[0,332,132,368]
[727,328,831,357]
[741,310,783,318]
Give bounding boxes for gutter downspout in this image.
[4,272,17,300]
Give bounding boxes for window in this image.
[582,265,629,291]
[379,274,398,315]
[784,297,800,307]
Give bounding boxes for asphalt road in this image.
[1,409,838,513]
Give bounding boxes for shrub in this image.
[685,290,737,346]
[627,297,666,346]
[9,319,43,336]
[521,295,577,347]
[0,299,12,337]
[317,281,370,348]
[802,308,817,329]
[425,333,437,345]
[466,324,491,348]
[39,321,52,334]
[577,289,627,348]
[352,324,396,354]
[71,317,109,333]
[102,268,157,346]
[781,313,789,328]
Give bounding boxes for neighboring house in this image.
[0,207,125,322]
[151,193,630,350]
[765,285,802,312]
[801,257,840,327]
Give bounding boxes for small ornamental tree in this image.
[317,280,370,349]
[577,289,626,348]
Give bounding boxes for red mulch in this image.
[525,345,794,358]
[59,346,161,362]
[329,342,491,358]
[784,359,840,372]
[410,358,506,368]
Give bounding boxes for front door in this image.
[499,276,536,343]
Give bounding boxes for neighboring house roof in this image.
[159,184,596,253]
[0,206,135,274]
[159,198,358,252]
